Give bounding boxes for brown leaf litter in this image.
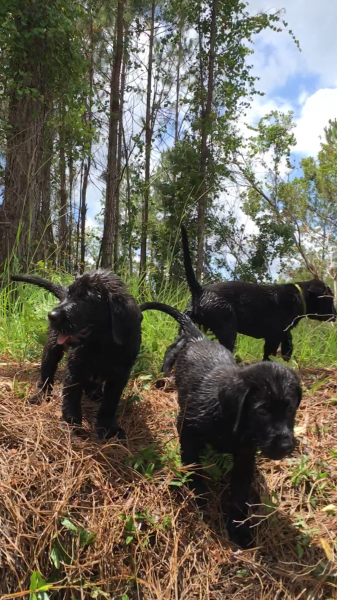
[0,363,336,599]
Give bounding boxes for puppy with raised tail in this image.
[12,270,142,439]
[141,301,302,548]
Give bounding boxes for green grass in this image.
[1,269,337,371]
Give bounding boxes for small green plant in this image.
[294,516,320,558]
[201,445,233,482]
[120,510,172,547]
[29,571,52,600]
[126,444,162,478]
[288,455,328,486]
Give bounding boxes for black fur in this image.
[141,302,302,548]
[12,270,142,438]
[163,226,336,369]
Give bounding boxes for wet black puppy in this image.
[141,302,302,548]
[163,226,336,370]
[12,271,142,438]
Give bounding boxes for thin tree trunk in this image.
[139,0,156,278]
[37,123,55,264]
[80,159,90,273]
[113,22,128,268]
[123,125,133,276]
[75,161,84,273]
[101,0,125,269]
[58,120,68,267]
[175,22,183,146]
[68,156,74,271]
[196,0,218,280]
[78,12,95,274]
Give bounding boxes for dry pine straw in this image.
[0,364,336,600]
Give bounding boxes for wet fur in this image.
[141,302,302,548]
[12,270,142,438]
[162,226,336,371]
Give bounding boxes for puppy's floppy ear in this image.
[109,297,123,345]
[233,388,250,435]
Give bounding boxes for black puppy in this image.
[141,301,302,548]
[163,226,336,369]
[12,271,142,438]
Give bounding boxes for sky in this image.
[86,0,337,228]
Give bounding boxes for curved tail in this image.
[140,301,203,341]
[181,225,203,295]
[11,274,66,300]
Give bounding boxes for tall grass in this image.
[1,269,337,372]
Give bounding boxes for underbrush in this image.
[1,268,337,371]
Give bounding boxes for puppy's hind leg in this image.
[62,368,84,429]
[281,330,293,362]
[31,329,64,404]
[96,370,131,440]
[227,447,256,549]
[211,322,237,353]
[263,335,281,362]
[179,426,207,509]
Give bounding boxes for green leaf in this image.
[61,518,78,533]
[125,536,133,545]
[29,572,51,600]
[79,527,97,548]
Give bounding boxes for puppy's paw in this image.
[227,521,254,549]
[97,423,126,441]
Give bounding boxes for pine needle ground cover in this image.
[0,362,336,600]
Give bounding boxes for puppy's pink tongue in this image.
[57,333,71,345]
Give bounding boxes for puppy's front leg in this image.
[31,329,64,404]
[62,372,83,427]
[96,371,130,439]
[227,447,256,549]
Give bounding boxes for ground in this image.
[0,362,336,600]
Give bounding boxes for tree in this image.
[237,111,337,286]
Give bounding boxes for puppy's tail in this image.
[140,302,203,341]
[11,274,66,300]
[181,225,203,295]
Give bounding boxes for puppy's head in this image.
[47,270,128,346]
[225,363,302,460]
[300,279,336,322]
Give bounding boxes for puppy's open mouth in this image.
[56,326,92,345]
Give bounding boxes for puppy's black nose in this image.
[279,438,294,454]
[48,310,58,323]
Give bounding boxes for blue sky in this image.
[86,0,337,226]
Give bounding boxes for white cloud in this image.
[248,0,337,92]
[294,88,337,156]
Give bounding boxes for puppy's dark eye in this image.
[257,406,268,417]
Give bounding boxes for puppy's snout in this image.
[48,310,59,324]
[277,436,294,455]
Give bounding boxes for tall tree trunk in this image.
[0,86,44,270]
[113,22,128,269]
[175,22,183,146]
[196,0,218,280]
[80,159,90,273]
[139,0,156,278]
[101,0,125,269]
[36,122,55,264]
[79,8,95,273]
[58,121,68,267]
[75,161,84,272]
[68,156,74,271]
[123,126,133,276]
